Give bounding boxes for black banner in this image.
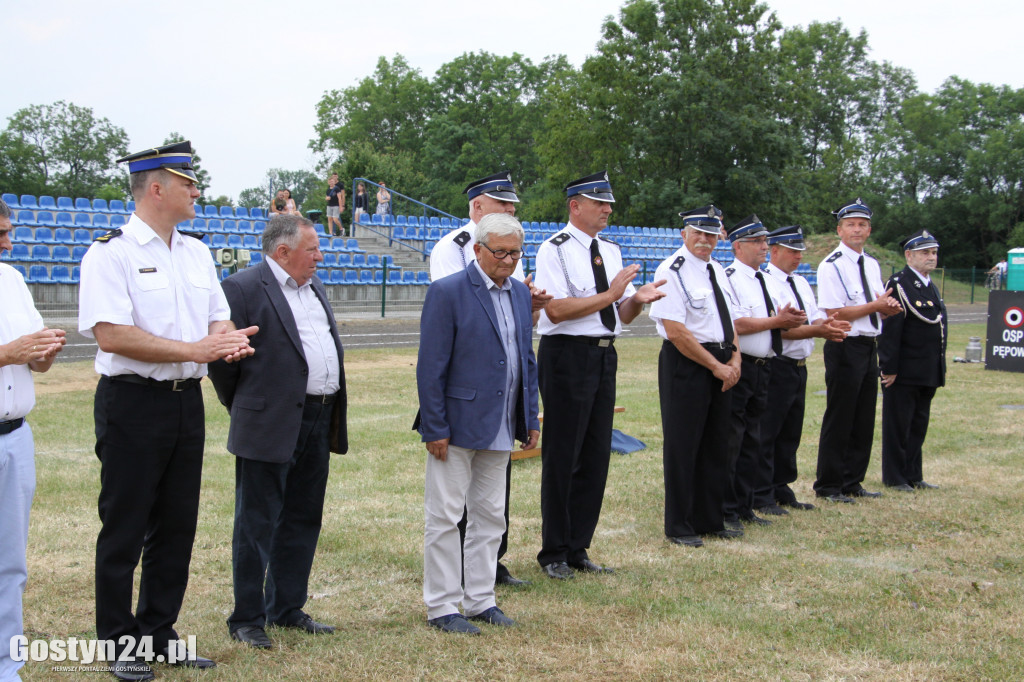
[986,290,1024,372]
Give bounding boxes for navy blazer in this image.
[879,265,947,387]
[208,260,348,462]
[415,262,539,449]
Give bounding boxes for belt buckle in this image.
[598,338,611,348]
[171,379,187,391]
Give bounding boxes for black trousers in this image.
[659,341,732,537]
[94,376,205,654]
[756,357,807,506]
[881,383,937,487]
[723,356,771,521]
[814,337,878,497]
[537,335,616,567]
[228,399,331,630]
[457,457,513,581]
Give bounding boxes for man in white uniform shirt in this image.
[649,206,739,548]
[0,198,66,682]
[756,225,848,514]
[533,171,664,579]
[813,198,902,504]
[79,142,257,680]
[720,216,806,532]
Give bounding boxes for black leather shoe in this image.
[109,660,154,681]
[819,493,856,504]
[723,519,744,532]
[428,613,481,634]
[542,561,575,580]
[849,488,882,498]
[274,612,335,634]
[778,499,816,511]
[159,640,216,668]
[568,558,614,574]
[913,480,940,489]
[231,625,272,649]
[888,483,915,492]
[468,606,516,627]
[756,503,789,516]
[496,573,531,587]
[710,528,743,539]
[668,535,704,547]
[741,513,772,526]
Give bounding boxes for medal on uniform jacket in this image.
[593,255,603,267]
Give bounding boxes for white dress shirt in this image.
[816,241,885,338]
[649,244,735,344]
[723,259,786,358]
[765,262,824,361]
[0,264,43,420]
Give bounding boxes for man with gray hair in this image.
[415,213,539,634]
[0,197,66,682]
[208,213,347,650]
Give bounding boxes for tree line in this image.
[2,0,1021,268]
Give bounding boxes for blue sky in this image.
[4,0,1021,200]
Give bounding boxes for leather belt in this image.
[109,374,201,392]
[548,334,615,348]
[741,353,771,366]
[305,393,337,404]
[774,356,807,367]
[843,335,877,346]
[0,418,25,435]
[700,342,736,351]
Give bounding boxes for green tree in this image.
[163,132,212,199]
[1,101,129,198]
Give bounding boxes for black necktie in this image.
[858,255,879,329]
[756,271,783,356]
[590,239,616,333]
[706,263,734,345]
[787,276,809,325]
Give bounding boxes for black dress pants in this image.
[228,399,331,630]
[659,341,732,537]
[881,382,936,486]
[537,335,616,567]
[94,377,205,656]
[814,337,878,497]
[756,357,807,506]
[723,356,771,521]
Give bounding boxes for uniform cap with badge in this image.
[727,214,768,242]
[564,171,615,203]
[832,197,872,221]
[767,225,806,251]
[900,229,940,252]
[117,141,198,182]
[464,171,520,203]
[679,205,723,234]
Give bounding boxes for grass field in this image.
[17,322,1024,681]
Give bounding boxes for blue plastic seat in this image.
[382,255,396,268]
[39,196,57,210]
[203,205,218,217]
[336,253,351,267]
[372,270,384,284]
[249,252,262,265]
[72,245,88,261]
[55,212,74,228]
[416,271,430,284]
[12,264,27,278]
[221,219,237,233]
[343,270,358,285]
[395,215,407,227]
[314,223,328,236]
[14,211,36,227]
[19,195,39,210]
[108,199,127,214]
[207,219,222,232]
[90,214,109,229]
[350,254,366,268]
[237,220,252,234]
[219,206,234,218]
[329,270,345,285]
[57,197,74,211]
[13,227,34,243]
[253,221,266,233]
[71,266,80,283]
[54,228,74,244]
[366,254,381,269]
[210,234,227,248]
[388,271,402,284]
[402,271,416,284]
[34,227,55,243]
[72,229,92,245]
[370,213,384,226]
[92,198,109,213]
[192,218,207,232]
[249,207,264,220]
[243,235,259,249]
[51,265,72,283]
[36,212,57,228]
[109,215,126,228]
[31,244,53,262]
[322,252,338,268]
[9,243,30,261]
[346,238,363,253]
[27,265,51,284]
[391,226,406,240]
[317,268,329,282]
[1,193,18,208]
[234,207,250,220]
[227,234,243,248]
[318,237,330,251]
[358,213,371,224]
[358,270,372,284]
[126,200,136,212]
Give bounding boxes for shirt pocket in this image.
[446,385,477,401]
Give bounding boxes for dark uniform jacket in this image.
[878,265,947,387]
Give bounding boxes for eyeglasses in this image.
[479,243,524,260]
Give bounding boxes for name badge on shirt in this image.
[138,267,157,273]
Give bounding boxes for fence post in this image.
[970,266,976,304]
[381,261,388,318]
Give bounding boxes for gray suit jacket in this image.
[208,260,348,462]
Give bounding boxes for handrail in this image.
[351,177,460,226]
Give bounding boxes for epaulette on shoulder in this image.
[669,255,685,271]
[891,272,902,282]
[598,234,619,248]
[453,230,471,247]
[825,251,842,263]
[93,228,123,243]
[725,267,735,277]
[549,233,571,246]
[180,231,205,241]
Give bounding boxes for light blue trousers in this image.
[0,422,34,682]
